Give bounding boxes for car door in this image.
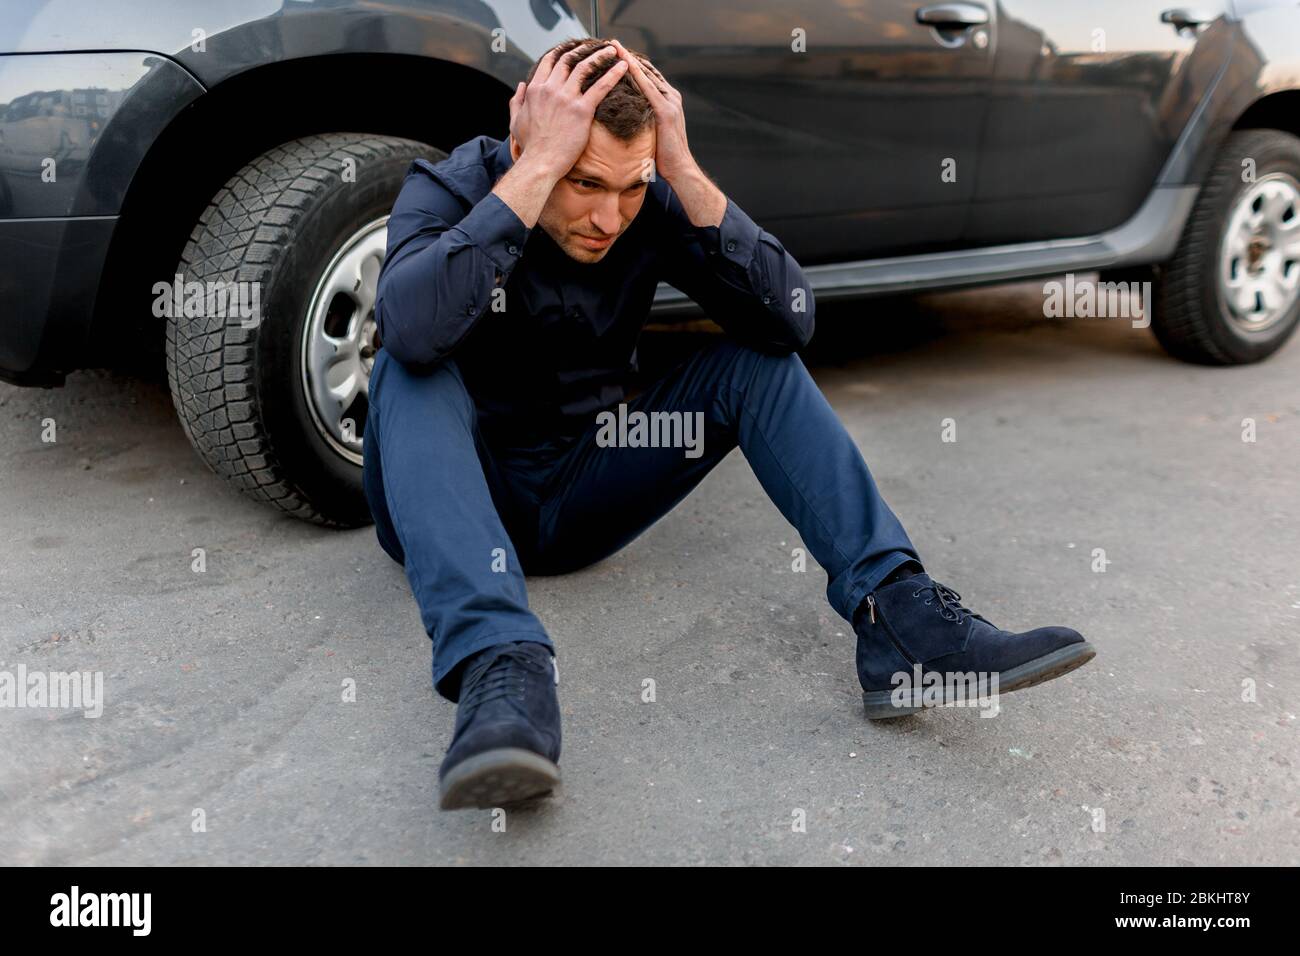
[599,0,997,263]
[966,0,1236,245]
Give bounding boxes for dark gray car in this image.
[3,0,1299,523]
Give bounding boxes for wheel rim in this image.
[301,216,388,466]
[1218,171,1300,335]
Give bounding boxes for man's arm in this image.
[373,153,565,368]
[375,43,628,367]
[611,39,814,353]
[656,171,816,355]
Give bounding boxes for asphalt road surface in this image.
[2,279,1297,865]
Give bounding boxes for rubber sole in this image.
[862,640,1096,720]
[438,747,561,810]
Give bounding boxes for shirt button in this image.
[507,244,518,255]
[466,303,475,314]
[725,239,737,253]
[762,295,773,304]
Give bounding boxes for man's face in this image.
[513,122,656,264]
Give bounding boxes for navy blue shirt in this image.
[374,134,814,447]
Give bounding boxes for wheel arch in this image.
[88,53,511,371]
[1230,90,1300,140]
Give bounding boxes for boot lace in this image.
[461,648,543,712]
[914,581,992,626]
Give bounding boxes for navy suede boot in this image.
[854,572,1095,719]
[438,640,562,810]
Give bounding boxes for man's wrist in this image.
[493,150,566,228]
[667,162,726,228]
[510,150,569,186]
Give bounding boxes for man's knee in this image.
[371,350,476,429]
[711,338,807,391]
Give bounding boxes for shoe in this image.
[438,640,562,810]
[854,572,1095,719]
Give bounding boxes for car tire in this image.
[165,133,445,526]
[1154,128,1300,365]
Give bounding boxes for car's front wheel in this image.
[165,133,445,525]
[1154,128,1300,365]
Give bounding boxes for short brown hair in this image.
[524,37,655,141]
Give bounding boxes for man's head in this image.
[510,38,657,264]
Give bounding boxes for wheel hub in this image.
[1219,172,1300,334]
[1246,234,1269,271]
[301,216,389,465]
[358,315,379,370]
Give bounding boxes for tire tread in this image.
[1154,128,1300,365]
[165,133,433,525]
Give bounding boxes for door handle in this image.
[1160,8,1215,36]
[916,3,990,29]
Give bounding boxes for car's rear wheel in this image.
[1154,128,1300,364]
[165,133,445,525]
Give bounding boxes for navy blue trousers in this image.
[363,337,921,702]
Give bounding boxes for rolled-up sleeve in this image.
[374,164,531,368]
[657,185,815,354]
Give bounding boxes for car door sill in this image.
[649,184,1198,312]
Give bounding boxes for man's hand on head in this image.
[508,43,629,180]
[610,39,696,184]
[611,39,726,228]
[494,44,628,229]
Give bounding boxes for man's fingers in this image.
[630,50,674,97]
[508,81,524,137]
[532,47,562,86]
[642,60,674,95]
[534,40,660,110]
[547,43,589,86]
[610,39,662,91]
[620,49,669,107]
[563,44,619,94]
[582,56,629,102]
